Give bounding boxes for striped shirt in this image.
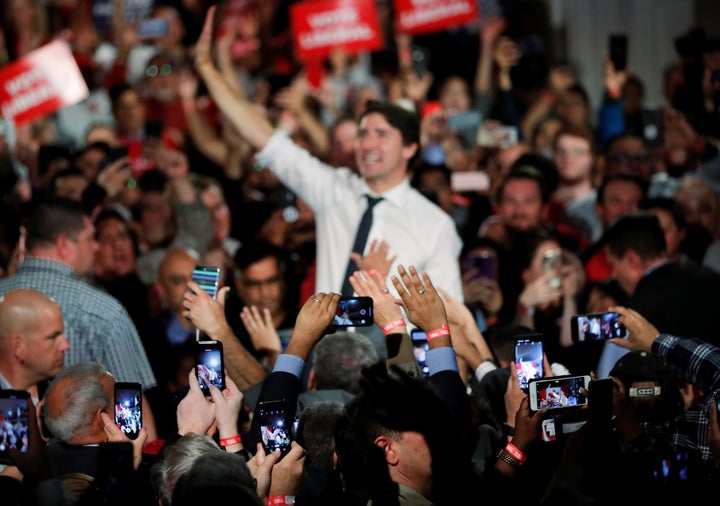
[0,257,156,388]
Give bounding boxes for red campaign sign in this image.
[290,0,383,61]
[0,41,89,127]
[393,0,478,35]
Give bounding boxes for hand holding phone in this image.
[114,382,142,440]
[609,34,628,71]
[463,250,497,282]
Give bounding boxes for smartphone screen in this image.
[137,18,170,39]
[113,382,142,440]
[0,389,30,463]
[195,340,226,393]
[192,265,222,299]
[529,375,590,412]
[571,312,628,343]
[514,335,544,393]
[256,399,292,457]
[410,329,430,378]
[333,296,373,327]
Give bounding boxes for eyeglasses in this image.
[607,153,649,164]
[146,63,173,78]
[556,148,591,157]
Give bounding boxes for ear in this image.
[624,249,644,269]
[55,234,75,262]
[374,435,399,465]
[307,369,317,391]
[401,142,418,162]
[11,333,25,360]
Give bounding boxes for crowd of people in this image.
[1,0,720,504]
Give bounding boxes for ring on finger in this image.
[312,296,321,303]
[417,288,427,295]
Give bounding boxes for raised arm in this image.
[194,6,274,150]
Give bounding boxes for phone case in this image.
[192,265,222,299]
[571,312,628,343]
[0,390,30,462]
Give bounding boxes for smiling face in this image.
[355,112,417,191]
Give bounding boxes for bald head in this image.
[0,289,62,343]
[0,289,69,392]
[158,248,198,314]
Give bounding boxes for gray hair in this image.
[151,433,223,506]
[43,362,113,443]
[313,331,380,394]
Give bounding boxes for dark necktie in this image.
[341,195,383,296]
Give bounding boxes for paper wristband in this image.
[220,435,241,447]
[382,319,407,335]
[426,325,450,341]
[268,496,295,505]
[505,442,526,463]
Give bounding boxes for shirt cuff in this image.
[272,354,305,378]
[474,360,498,382]
[426,347,458,374]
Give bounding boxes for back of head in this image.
[313,331,380,394]
[296,400,345,470]
[360,100,420,146]
[43,362,113,443]
[601,211,667,261]
[26,197,87,252]
[170,453,261,506]
[151,433,222,506]
[334,364,463,503]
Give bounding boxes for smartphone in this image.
[137,18,170,39]
[411,45,431,77]
[95,442,136,502]
[570,311,629,343]
[476,125,518,148]
[588,378,615,419]
[195,340,226,394]
[410,329,430,378]
[192,264,222,299]
[0,389,30,463]
[609,34,628,71]
[514,334,544,393]
[446,110,483,146]
[100,145,129,171]
[113,382,142,440]
[451,171,490,193]
[333,296,374,327]
[144,120,163,140]
[542,248,563,289]
[641,108,665,148]
[463,250,497,281]
[528,374,591,413]
[256,399,293,457]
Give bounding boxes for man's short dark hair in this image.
[496,164,550,204]
[596,171,648,204]
[642,197,686,230]
[360,100,420,146]
[602,211,667,261]
[26,197,87,251]
[233,239,286,274]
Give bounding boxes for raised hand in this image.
[351,239,397,276]
[286,292,341,359]
[349,269,403,329]
[391,265,447,334]
[240,305,282,363]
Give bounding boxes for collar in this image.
[642,258,673,278]
[20,257,77,277]
[359,177,412,208]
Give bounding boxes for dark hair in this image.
[496,164,551,204]
[25,197,87,251]
[564,83,590,108]
[94,208,140,256]
[296,401,345,470]
[108,82,139,110]
[510,152,559,199]
[576,279,628,313]
[360,100,420,147]
[516,227,560,270]
[233,239,286,274]
[602,211,667,261]
[642,197,686,230]
[48,167,88,196]
[596,172,648,204]
[410,162,451,188]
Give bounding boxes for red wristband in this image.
[426,324,450,341]
[540,90,555,106]
[367,268,387,279]
[382,319,407,335]
[267,496,295,505]
[505,442,526,463]
[220,435,241,447]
